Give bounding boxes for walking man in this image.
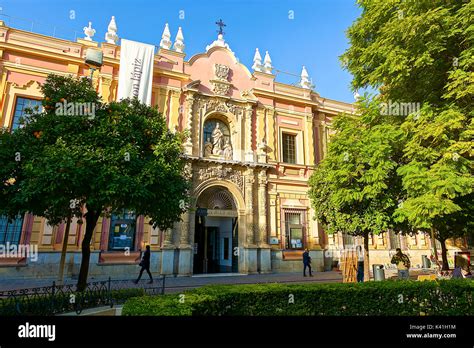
[391,248,410,280]
[134,245,153,284]
[303,248,313,277]
[356,245,364,282]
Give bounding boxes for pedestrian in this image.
[356,245,364,282]
[134,245,153,284]
[390,248,410,280]
[303,248,313,277]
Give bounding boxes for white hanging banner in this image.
[117,39,155,105]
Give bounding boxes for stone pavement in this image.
[0,271,343,293]
[0,267,439,293]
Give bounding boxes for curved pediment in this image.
[185,46,254,100]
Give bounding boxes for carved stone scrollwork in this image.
[214,64,230,81]
[258,170,268,186]
[194,165,243,191]
[185,94,195,148]
[183,162,193,180]
[211,64,232,96]
[212,82,231,96]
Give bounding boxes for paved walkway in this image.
[0,267,439,293]
[0,271,343,292]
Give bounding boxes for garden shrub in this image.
[122,280,474,316]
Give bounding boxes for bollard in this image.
[422,255,431,269]
[372,264,385,281]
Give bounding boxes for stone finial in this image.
[206,33,234,55]
[354,91,361,101]
[173,27,185,53]
[263,51,273,74]
[159,23,172,49]
[105,16,118,44]
[299,66,312,89]
[83,21,95,41]
[252,48,263,72]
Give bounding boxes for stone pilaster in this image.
[100,76,112,103]
[305,113,315,165]
[265,107,276,161]
[257,169,269,247]
[245,105,254,162]
[169,90,181,131]
[321,120,328,158]
[179,211,190,247]
[184,93,195,154]
[245,170,255,246]
[162,227,175,248]
[256,107,266,163]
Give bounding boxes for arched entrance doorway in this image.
[193,185,239,274]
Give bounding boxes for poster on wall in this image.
[117,39,155,105]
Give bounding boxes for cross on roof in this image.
[216,19,226,35]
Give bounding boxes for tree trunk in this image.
[431,227,439,263]
[363,232,370,282]
[77,209,100,291]
[440,239,449,271]
[57,213,72,284]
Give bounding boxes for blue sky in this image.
[0,0,362,103]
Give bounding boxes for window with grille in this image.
[108,209,136,251]
[283,210,305,249]
[342,233,355,247]
[11,97,43,131]
[0,214,24,245]
[282,133,296,164]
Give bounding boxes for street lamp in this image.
[84,48,103,82]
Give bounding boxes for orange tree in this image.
[0,75,189,290]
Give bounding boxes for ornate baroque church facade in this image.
[0,18,468,279]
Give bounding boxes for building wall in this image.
[0,20,469,279]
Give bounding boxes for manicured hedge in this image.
[122,280,474,316]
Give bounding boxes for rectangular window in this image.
[282,133,296,164]
[284,210,305,250]
[11,97,43,131]
[342,233,355,247]
[108,210,136,251]
[0,214,24,245]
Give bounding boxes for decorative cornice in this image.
[185,155,274,169]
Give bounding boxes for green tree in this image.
[395,105,473,269]
[308,98,405,280]
[341,0,473,266]
[0,75,189,290]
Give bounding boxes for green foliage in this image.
[0,74,190,288]
[394,104,473,235]
[122,280,474,316]
[0,74,189,228]
[320,0,474,249]
[341,0,472,107]
[308,97,405,237]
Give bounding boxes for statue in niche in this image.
[223,138,233,160]
[204,139,213,157]
[211,123,224,155]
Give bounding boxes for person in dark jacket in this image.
[134,245,153,284]
[356,245,364,282]
[303,249,313,277]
